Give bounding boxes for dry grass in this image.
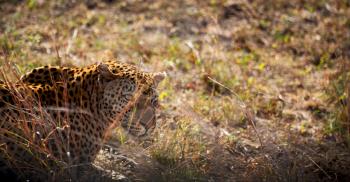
[1,0,350,181]
[325,59,350,144]
[0,58,68,180]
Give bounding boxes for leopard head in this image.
[97,61,166,137]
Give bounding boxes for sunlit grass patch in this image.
[162,39,198,72]
[0,33,23,56]
[157,76,175,105]
[325,65,350,144]
[193,94,245,128]
[202,60,241,94]
[254,96,284,119]
[150,117,208,181]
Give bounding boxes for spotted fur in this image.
[0,60,166,177]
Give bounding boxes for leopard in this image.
[0,59,166,180]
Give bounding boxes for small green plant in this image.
[115,127,128,145]
[27,0,37,9]
[236,52,259,66]
[0,35,20,54]
[274,31,291,43]
[325,64,350,144]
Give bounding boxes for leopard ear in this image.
[97,63,118,79]
[101,50,115,62]
[153,72,167,86]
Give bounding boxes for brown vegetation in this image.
[1,0,350,181]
